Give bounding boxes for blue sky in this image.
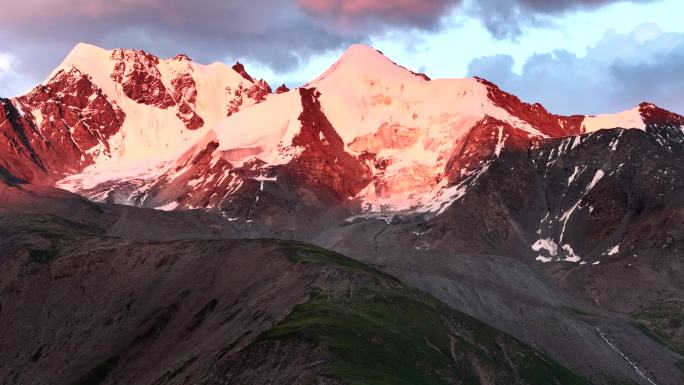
[1,0,682,115]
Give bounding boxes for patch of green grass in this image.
[28,248,59,264]
[0,214,104,240]
[263,286,457,385]
[26,215,104,240]
[275,240,395,280]
[261,272,591,385]
[632,300,684,355]
[0,214,107,265]
[566,307,600,318]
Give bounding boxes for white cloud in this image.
[631,22,663,43]
[0,52,34,97]
[0,53,14,73]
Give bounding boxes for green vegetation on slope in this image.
[262,242,592,385]
[0,214,106,265]
[632,300,684,355]
[1,214,105,239]
[276,239,392,278]
[28,247,60,264]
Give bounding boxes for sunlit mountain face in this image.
[1,1,683,385]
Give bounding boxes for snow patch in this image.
[533,238,581,263]
[494,125,506,156]
[532,238,559,257]
[561,244,581,263]
[587,169,605,190]
[57,159,170,191]
[570,136,581,150]
[559,200,581,242]
[31,108,44,129]
[156,201,179,211]
[582,107,645,132]
[568,166,580,185]
[609,130,624,151]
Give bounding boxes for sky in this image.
[0,0,681,115]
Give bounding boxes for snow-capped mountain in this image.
[1,43,682,217]
[0,43,270,186]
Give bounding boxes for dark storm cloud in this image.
[467,24,684,115]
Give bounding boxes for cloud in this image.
[465,0,657,39]
[0,0,667,98]
[0,0,459,96]
[609,49,684,113]
[0,0,645,68]
[467,23,684,115]
[297,0,460,30]
[0,52,33,96]
[0,0,465,79]
[0,1,328,73]
[298,0,653,38]
[0,53,14,73]
[0,1,375,98]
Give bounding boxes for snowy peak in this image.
[5,42,282,190]
[296,46,581,212]
[581,102,684,133]
[52,42,110,77]
[309,44,428,89]
[49,43,269,123]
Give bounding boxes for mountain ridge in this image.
[2,42,682,216]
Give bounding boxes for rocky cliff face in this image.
[111,48,177,109]
[0,67,126,184]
